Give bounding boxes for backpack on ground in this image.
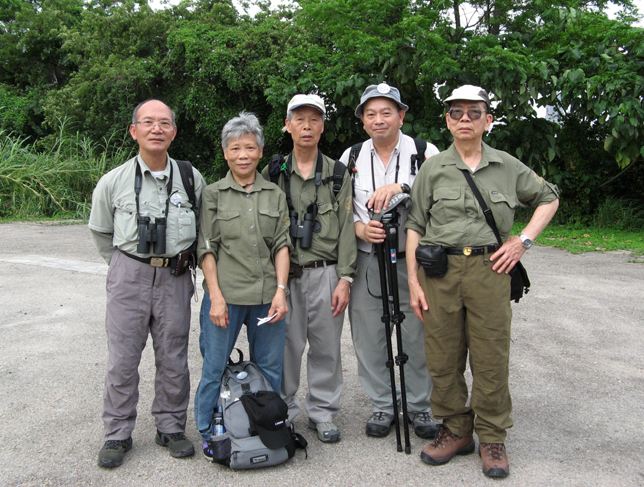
[209,349,307,469]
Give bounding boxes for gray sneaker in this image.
[155,431,195,458]
[408,411,439,439]
[308,419,340,443]
[365,412,395,437]
[98,437,132,468]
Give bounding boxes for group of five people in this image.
[89,83,559,479]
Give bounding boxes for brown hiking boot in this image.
[420,424,475,466]
[479,442,510,478]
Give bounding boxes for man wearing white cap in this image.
[262,94,357,443]
[339,83,440,440]
[406,85,559,478]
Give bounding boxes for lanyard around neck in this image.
[134,159,173,219]
[370,149,400,193]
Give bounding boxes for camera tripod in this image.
[371,193,412,454]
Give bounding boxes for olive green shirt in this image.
[197,170,292,305]
[261,152,357,279]
[89,155,206,263]
[406,142,559,247]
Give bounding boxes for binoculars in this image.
[289,203,319,250]
[137,216,167,254]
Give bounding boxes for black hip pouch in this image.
[416,245,448,277]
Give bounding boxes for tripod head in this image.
[368,193,412,223]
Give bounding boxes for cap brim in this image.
[256,424,292,449]
[289,103,325,115]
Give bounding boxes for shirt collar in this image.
[137,154,171,177]
[219,170,268,192]
[441,141,504,170]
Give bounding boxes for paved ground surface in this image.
[0,221,643,487]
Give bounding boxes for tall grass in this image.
[0,121,135,220]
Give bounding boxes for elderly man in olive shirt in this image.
[261,94,357,443]
[89,99,205,468]
[406,85,559,479]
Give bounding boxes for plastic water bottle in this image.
[212,405,226,436]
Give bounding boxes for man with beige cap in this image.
[263,94,357,443]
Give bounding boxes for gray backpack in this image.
[209,350,307,469]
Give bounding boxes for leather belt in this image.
[302,260,337,269]
[120,250,171,267]
[445,245,499,256]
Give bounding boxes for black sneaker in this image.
[155,431,195,458]
[408,411,439,439]
[97,437,132,468]
[365,412,394,437]
[202,438,215,461]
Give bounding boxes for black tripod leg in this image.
[374,242,402,453]
[384,238,412,454]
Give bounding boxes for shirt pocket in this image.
[177,208,196,243]
[112,201,137,244]
[429,186,464,226]
[488,190,518,234]
[258,208,280,247]
[216,211,241,240]
[317,201,339,242]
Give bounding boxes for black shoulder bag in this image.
[461,170,530,303]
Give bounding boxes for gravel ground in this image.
[0,221,642,487]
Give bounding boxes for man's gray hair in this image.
[221,111,265,149]
[131,100,176,125]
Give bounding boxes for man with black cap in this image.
[262,94,357,443]
[406,85,559,478]
[338,83,440,440]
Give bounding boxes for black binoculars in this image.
[289,204,319,250]
[137,216,167,254]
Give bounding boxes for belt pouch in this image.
[289,263,303,279]
[416,245,448,277]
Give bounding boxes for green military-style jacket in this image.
[261,152,357,279]
[406,142,559,247]
[197,171,292,305]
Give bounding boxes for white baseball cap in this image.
[287,94,326,116]
[443,85,491,109]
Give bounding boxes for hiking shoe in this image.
[408,411,439,439]
[97,437,132,468]
[365,412,395,438]
[202,439,214,461]
[308,419,340,443]
[420,424,475,466]
[155,431,195,458]
[479,442,510,478]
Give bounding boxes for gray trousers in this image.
[103,250,193,440]
[348,250,432,414]
[281,265,344,423]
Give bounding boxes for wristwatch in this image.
[519,233,533,249]
[341,275,354,286]
[400,183,411,194]
[277,284,290,296]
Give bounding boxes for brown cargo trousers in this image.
[418,251,514,443]
[102,250,193,440]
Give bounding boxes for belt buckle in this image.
[150,257,164,267]
[463,246,472,256]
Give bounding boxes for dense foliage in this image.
[1,0,643,224]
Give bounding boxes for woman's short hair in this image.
[221,111,264,149]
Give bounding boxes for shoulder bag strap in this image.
[460,169,503,246]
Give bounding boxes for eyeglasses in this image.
[448,108,486,121]
[135,119,174,130]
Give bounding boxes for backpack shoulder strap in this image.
[175,160,197,210]
[331,159,347,198]
[268,154,286,185]
[410,139,427,175]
